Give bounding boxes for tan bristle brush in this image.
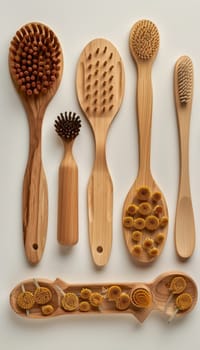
[54,111,81,246]
[76,38,125,266]
[122,20,168,264]
[9,22,63,264]
[174,56,195,259]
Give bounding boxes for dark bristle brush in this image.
[9,22,63,264]
[54,111,81,246]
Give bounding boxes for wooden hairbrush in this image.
[76,38,125,266]
[10,271,197,323]
[174,56,195,259]
[9,22,63,264]
[54,111,81,246]
[122,20,168,264]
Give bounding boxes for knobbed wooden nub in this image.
[54,112,81,140]
[9,22,62,96]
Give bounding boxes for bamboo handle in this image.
[136,63,153,177]
[88,131,113,266]
[57,142,78,246]
[23,132,48,264]
[175,109,195,259]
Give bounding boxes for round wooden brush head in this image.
[129,19,159,62]
[54,112,81,141]
[9,22,63,96]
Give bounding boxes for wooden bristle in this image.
[54,112,81,141]
[177,56,193,104]
[9,23,62,96]
[130,20,159,60]
[81,40,120,116]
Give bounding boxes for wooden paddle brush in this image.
[9,22,63,264]
[54,111,81,246]
[174,56,195,259]
[76,38,125,266]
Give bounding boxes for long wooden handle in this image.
[88,127,113,266]
[175,108,195,259]
[23,124,48,264]
[57,141,78,246]
[136,63,153,180]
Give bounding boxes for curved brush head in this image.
[54,112,81,141]
[9,22,62,96]
[129,19,159,61]
[177,56,193,104]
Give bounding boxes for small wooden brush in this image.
[174,56,195,259]
[55,111,81,246]
[9,22,63,264]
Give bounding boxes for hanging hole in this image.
[32,243,38,250]
[97,246,103,253]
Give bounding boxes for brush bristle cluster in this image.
[9,23,62,96]
[177,56,193,104]
[83,42,116,116]
[54,112,81,141]
[130,20,159,60]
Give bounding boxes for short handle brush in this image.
[55,112,81,246]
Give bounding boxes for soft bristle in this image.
[9,23,62,96]
[130,19,159,60]
[177,56,193,104]
[54,112,81,140]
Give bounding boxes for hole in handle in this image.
[32,243,38,250]
[97,246,103,253]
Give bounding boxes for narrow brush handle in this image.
[57,141,78,246]
[136,63,153,180]
[174,61,195,259]
[88,126,113,266]
[23,122,48,264]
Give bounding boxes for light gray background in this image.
[1,0,200,349]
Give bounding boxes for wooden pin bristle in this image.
[9,22,62,96]
[96,48,100,55]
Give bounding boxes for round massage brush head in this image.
[54,111,81,246]
[54,111,81,141]
[9,22,62,96]
[129,19,160,62]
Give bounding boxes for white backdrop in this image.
[0,0,200,349]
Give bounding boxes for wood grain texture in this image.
[76,38,125,266]
[9,22,63,264]
[122,20,168,264]
[10,272,197,323]
[174,56,195,259]
[57,140,78,245]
